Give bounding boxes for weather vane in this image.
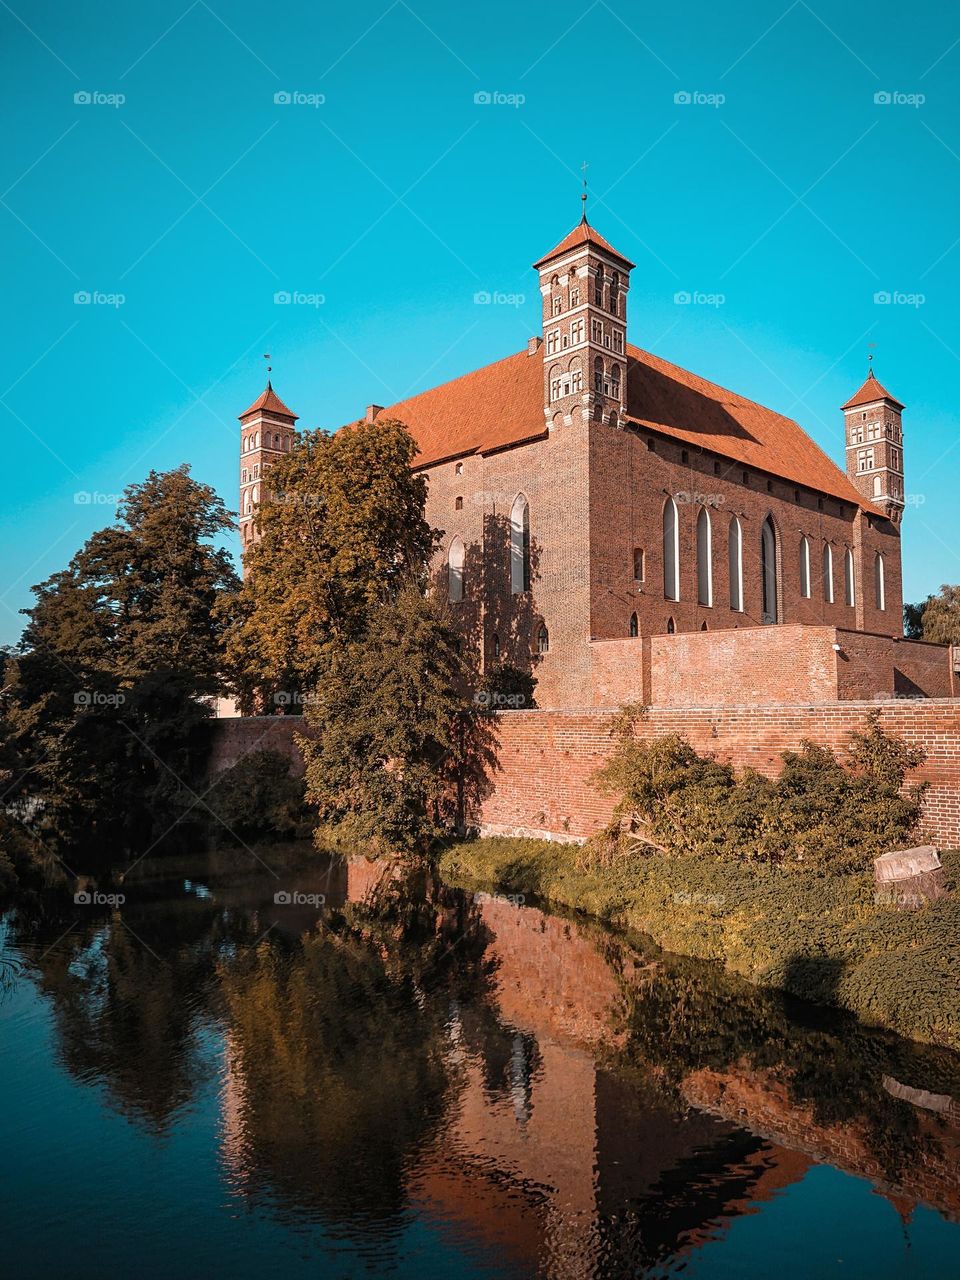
[867,342,876,374]
[263,352,272,377]
[581,161,589,218]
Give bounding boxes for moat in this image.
[3,846,960,1279]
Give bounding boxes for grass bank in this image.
[438,837,960,1051]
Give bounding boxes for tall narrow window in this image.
[633,548,645,581]
[537,624,549,654]
[728,517,743,611]
[875,553,886,611]
[799,536,811,598]
[510,495,531,594]
[629,612,639,637]
[760,516,778,624]
[448,537,464,603]
[663,497,679,601]
[696,507,713,606]
[822,543,834,603]
[844,548,856,607]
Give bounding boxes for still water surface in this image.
[2,847,960,1279]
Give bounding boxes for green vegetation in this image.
[1,466,241,868]
[905,582,960,645]
[440,836,960,1049]
[592,706,926,872]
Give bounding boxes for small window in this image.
[766,479,773,492]
[666,617,676,634]
[537,624,549,654]
[629,612,639,637]
[681,449,689,464]
[455,496,463,510]
[493,634,500,658]
[713,461,721,475]
[570,286,580,306]
[455,461,463,475]
[742,470,749,485]
[799,536,811,598]
[647,438,656,452]
[633,548,645,581]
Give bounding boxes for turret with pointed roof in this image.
[842,368,905,523]
[238,381,299,560]
[535,215,632,430]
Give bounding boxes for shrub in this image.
[593,711,927,873]
[203,749,307,845]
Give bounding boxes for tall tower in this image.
[841,369,905,523]
[532,214,635,431]
[238,382,298,556]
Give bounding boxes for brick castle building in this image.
[238,213,954,709]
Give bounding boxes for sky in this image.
[2,0,959,647]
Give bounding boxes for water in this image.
[2,846,960,1279]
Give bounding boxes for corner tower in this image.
[533,214,635,431]
[841,369,905,523]
[238,381,298,557]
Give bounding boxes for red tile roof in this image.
[372,344,880,512]
[239,381,298,421]
[841,370,903,411]
[532,217,636,270]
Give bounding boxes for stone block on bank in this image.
[874,846,946,909]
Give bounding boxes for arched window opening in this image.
[844,548,856,607]
[493,634,500,659]
[822,543,834,604]
[510,495,531,594]
[700,621,708,631]
[873,474,883,496]
[663,497,680,601]
[537,624,549,655]
[696,507,713,606]
[633,548,645,581]
[799,536,811,599]
[728,517,743,611]
[760,516,779,624]
[629,612,639,637]
[448,537,464,603]
[875,553,886,611]
[666,617,676,634]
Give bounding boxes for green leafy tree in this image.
[2,467,240,860]
[905,584,960,645]
[227,420,439,708]
[297,586,475,857]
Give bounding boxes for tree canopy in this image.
[904,584,960,646]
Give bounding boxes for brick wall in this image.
[475,702,960,847]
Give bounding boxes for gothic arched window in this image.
[875,553,886,611]
[728,517,743,611]
[799,536,811,598]
[696,507,713,606]
[822,542,834,604]
[844,548,856,607]
[663,497,680,601]
[510,495,531,594]
[448,537,464,602]
[537,624,549,654]
[760,516,779,624]
[629,612,639,637]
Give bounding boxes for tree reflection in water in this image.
[6,849,960,1278]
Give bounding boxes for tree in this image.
[297,586,475,857]
[2,466,241,860]
[226,419,438,708]
[904,584,960,646]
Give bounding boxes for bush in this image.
[203,749,307,845]
[593,711,927,873]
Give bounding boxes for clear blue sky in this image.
[2,0,958,646]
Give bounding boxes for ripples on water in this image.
[2,847,960,1280]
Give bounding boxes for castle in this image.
[237,213,954,709]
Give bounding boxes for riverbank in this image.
[439,837,960,1051]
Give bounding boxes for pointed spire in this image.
[239,382,299,421]
[841,368,904,411]
[532,219,634,270]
